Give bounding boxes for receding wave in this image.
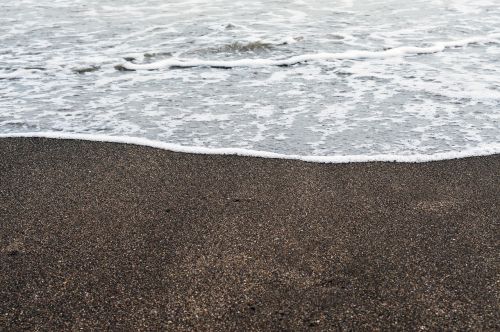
[117,34,500,71]
[1,132,499,164]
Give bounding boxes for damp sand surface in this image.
[1,138,499,330]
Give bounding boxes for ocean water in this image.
[1,0,499,160]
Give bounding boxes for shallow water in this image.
[1,0,499,157]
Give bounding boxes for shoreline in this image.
[1,137,499,330]
[1,132,500,163]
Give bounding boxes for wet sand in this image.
[1,137,499,330]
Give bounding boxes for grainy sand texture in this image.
[1,138,499,330]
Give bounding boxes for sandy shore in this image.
[1,137,498,330]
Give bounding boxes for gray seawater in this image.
[1,0,499,156]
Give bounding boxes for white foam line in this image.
[0,69,41,79]
[1,132,499,164]
[120,34,500,70]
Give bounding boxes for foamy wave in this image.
[118,34,500,70]
[1,132,499,163]
[0,69,42,79]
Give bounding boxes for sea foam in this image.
[1,0,499,161]
[118,34,500,70]
[1,132,499,164]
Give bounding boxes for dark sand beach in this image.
[1,137,498,330]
